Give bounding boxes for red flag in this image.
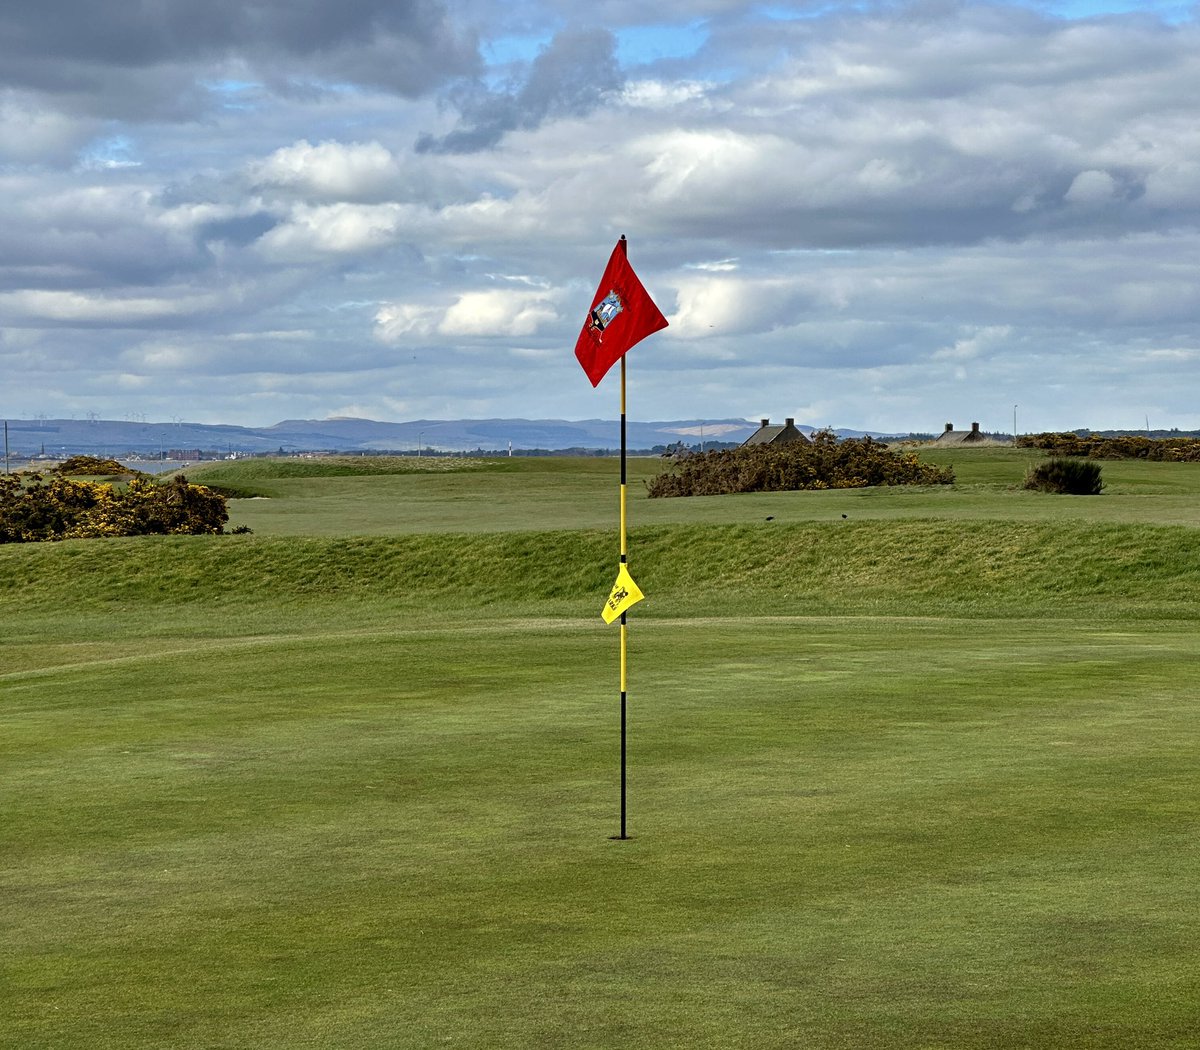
[574,237,668,387]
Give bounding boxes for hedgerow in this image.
[646,430,954,498]
[0,473,228,543]
[1016,433,1200,461]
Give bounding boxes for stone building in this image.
[741,418,810,447]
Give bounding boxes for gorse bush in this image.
[55,455,139,476]
[646,430,954,497]
[1023,458,1104,495]
[1017,433,1200,462]
[0,473,228,543]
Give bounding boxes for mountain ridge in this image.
[3,416,891,456]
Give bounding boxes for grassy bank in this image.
[4,518,1199,625]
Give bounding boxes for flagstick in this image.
[578,231,662,842]
[617,354,630,840]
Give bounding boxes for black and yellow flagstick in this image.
[617,353,629,840]
[587,231,656,841]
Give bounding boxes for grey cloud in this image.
[0,0,479,119]
[0,220,209,292]
[608,6,1200,250]
[197,212,281,248]
[4,2,1200,432]
[417,28,623,153]
[453,0,820,34]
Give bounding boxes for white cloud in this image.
[1137,347,1200,363]
[619,79,710,109]
[156,200,261,235]
[687,259,739,272]
[374,303,440,341]
[0,289,212,324]
[1064,169,1118,204]
[0,92,94,164]
[641,129,773,205]
[114,373,155,391]
[931,326,1014,362]
[439,289,559,337]
[1142,161,1200,207]
[249,139,404,201]
[667,275,796,338]
[255,202,406,256]
[375,288,560,343]
[4,2,1200,431]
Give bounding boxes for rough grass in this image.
[4,451,1200,1048]
[3,518,1198,624]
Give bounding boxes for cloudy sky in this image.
[2,0,1198,434]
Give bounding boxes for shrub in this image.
[646,430,954,498]
[1016,433,1200,462]
[1023,458,1104,495]
[0,473,227,543]
[0,473,104,543]
[55,455,140,476]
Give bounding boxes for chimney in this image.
[785,417,794,427]
[971,422,980,433]
[945,423,954,432]
[761,418,770,428]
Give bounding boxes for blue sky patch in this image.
[614,21,710,66]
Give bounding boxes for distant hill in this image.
[2,416,898,457]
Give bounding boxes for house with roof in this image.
[934,422,997,445]
[741,418,810,446]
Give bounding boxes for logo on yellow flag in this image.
[602,564,644,624]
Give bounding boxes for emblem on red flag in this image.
[589,291,624,336]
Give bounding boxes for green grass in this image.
[3,448,1200,1048]
[179,450,1200,535]
[5,518,1200,633]
[181,453,491,490]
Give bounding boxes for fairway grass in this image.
[4,616,1198,1049]
[185,450,1200,535]
[3,451,1200,1048]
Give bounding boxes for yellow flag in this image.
[602,564,644,624]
